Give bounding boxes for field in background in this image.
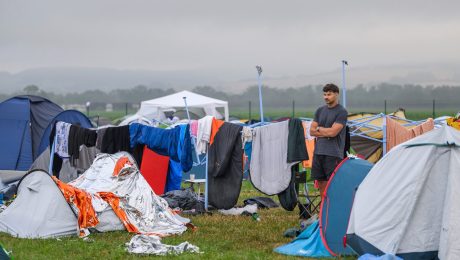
[87,109,458,124]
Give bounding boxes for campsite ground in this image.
[0,180,346,259]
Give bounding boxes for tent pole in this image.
[256,66,264,123]
[48,134,57,175]
[205,144,209,211]
[382,114,387,155]
[183,97,201,166]
[342,60,348,109]
[183,97,192,122]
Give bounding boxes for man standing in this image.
[310,83,348,196]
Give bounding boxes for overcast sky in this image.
[1,0,459,84]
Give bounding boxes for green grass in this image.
[88,107,458,123]
[0,180,343,259]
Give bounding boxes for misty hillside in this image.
[1,63,460,94]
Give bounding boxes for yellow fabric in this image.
[447,117,460,130]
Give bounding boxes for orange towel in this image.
[302,121,316,168]
[210,118,225,145]
[386,117,434,152]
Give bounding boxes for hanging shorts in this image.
[311,154,341,181]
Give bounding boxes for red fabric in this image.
[140,147,170,195]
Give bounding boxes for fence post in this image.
[249,101,251,121]
[432,99,436,118]
[292,100,295,118]
[125,103,128,115]
[384,100,387,114]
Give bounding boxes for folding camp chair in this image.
[294,165,321,218]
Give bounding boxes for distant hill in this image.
[1,62,459,94]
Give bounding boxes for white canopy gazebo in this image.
[136,90,229,121]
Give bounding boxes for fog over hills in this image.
[1,62,459,94]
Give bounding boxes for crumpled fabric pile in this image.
[126,234,201,256]
[65,151,187,236]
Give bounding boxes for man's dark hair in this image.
[323,83,340,93]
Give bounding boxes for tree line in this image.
[1,83,459,111]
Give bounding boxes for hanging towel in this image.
[196,116,213,154]
[386,117,434,151]
[279,118,310,211]
[250,121,296,195]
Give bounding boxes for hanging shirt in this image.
[55,121,72,158]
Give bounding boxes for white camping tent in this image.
[347,125,460,259]
[137,90,229,122]
[0,170,79,238]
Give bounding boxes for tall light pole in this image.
[342,60,348,108]
[256,65,264,123]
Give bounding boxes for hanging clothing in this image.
[50,123,97,178]
[208,122,243,209]
[100,125,144,166]
[196,115,213,154]
[129,123,192,172]
[68,124,97,160]
[210,118,225,145]
[95,127,108,150]
[166,124,190,192]
[279,118,309,211]
[241,126,253,148]
[287,118,309,163]
[190,120,198,137]
[55,121,71,158]
[101,125,131,155]
[386,118,434,151]
[302,121,316,168]
[250,120,296,195]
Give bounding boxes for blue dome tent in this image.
[0,95,92,171]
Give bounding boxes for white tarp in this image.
[347,125,460,259]
[137,90,229,122]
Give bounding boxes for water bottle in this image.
[252,212,260,221]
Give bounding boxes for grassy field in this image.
[0,180,339,259]
[89,108,458,123]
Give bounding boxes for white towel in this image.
[196,116,214,154]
